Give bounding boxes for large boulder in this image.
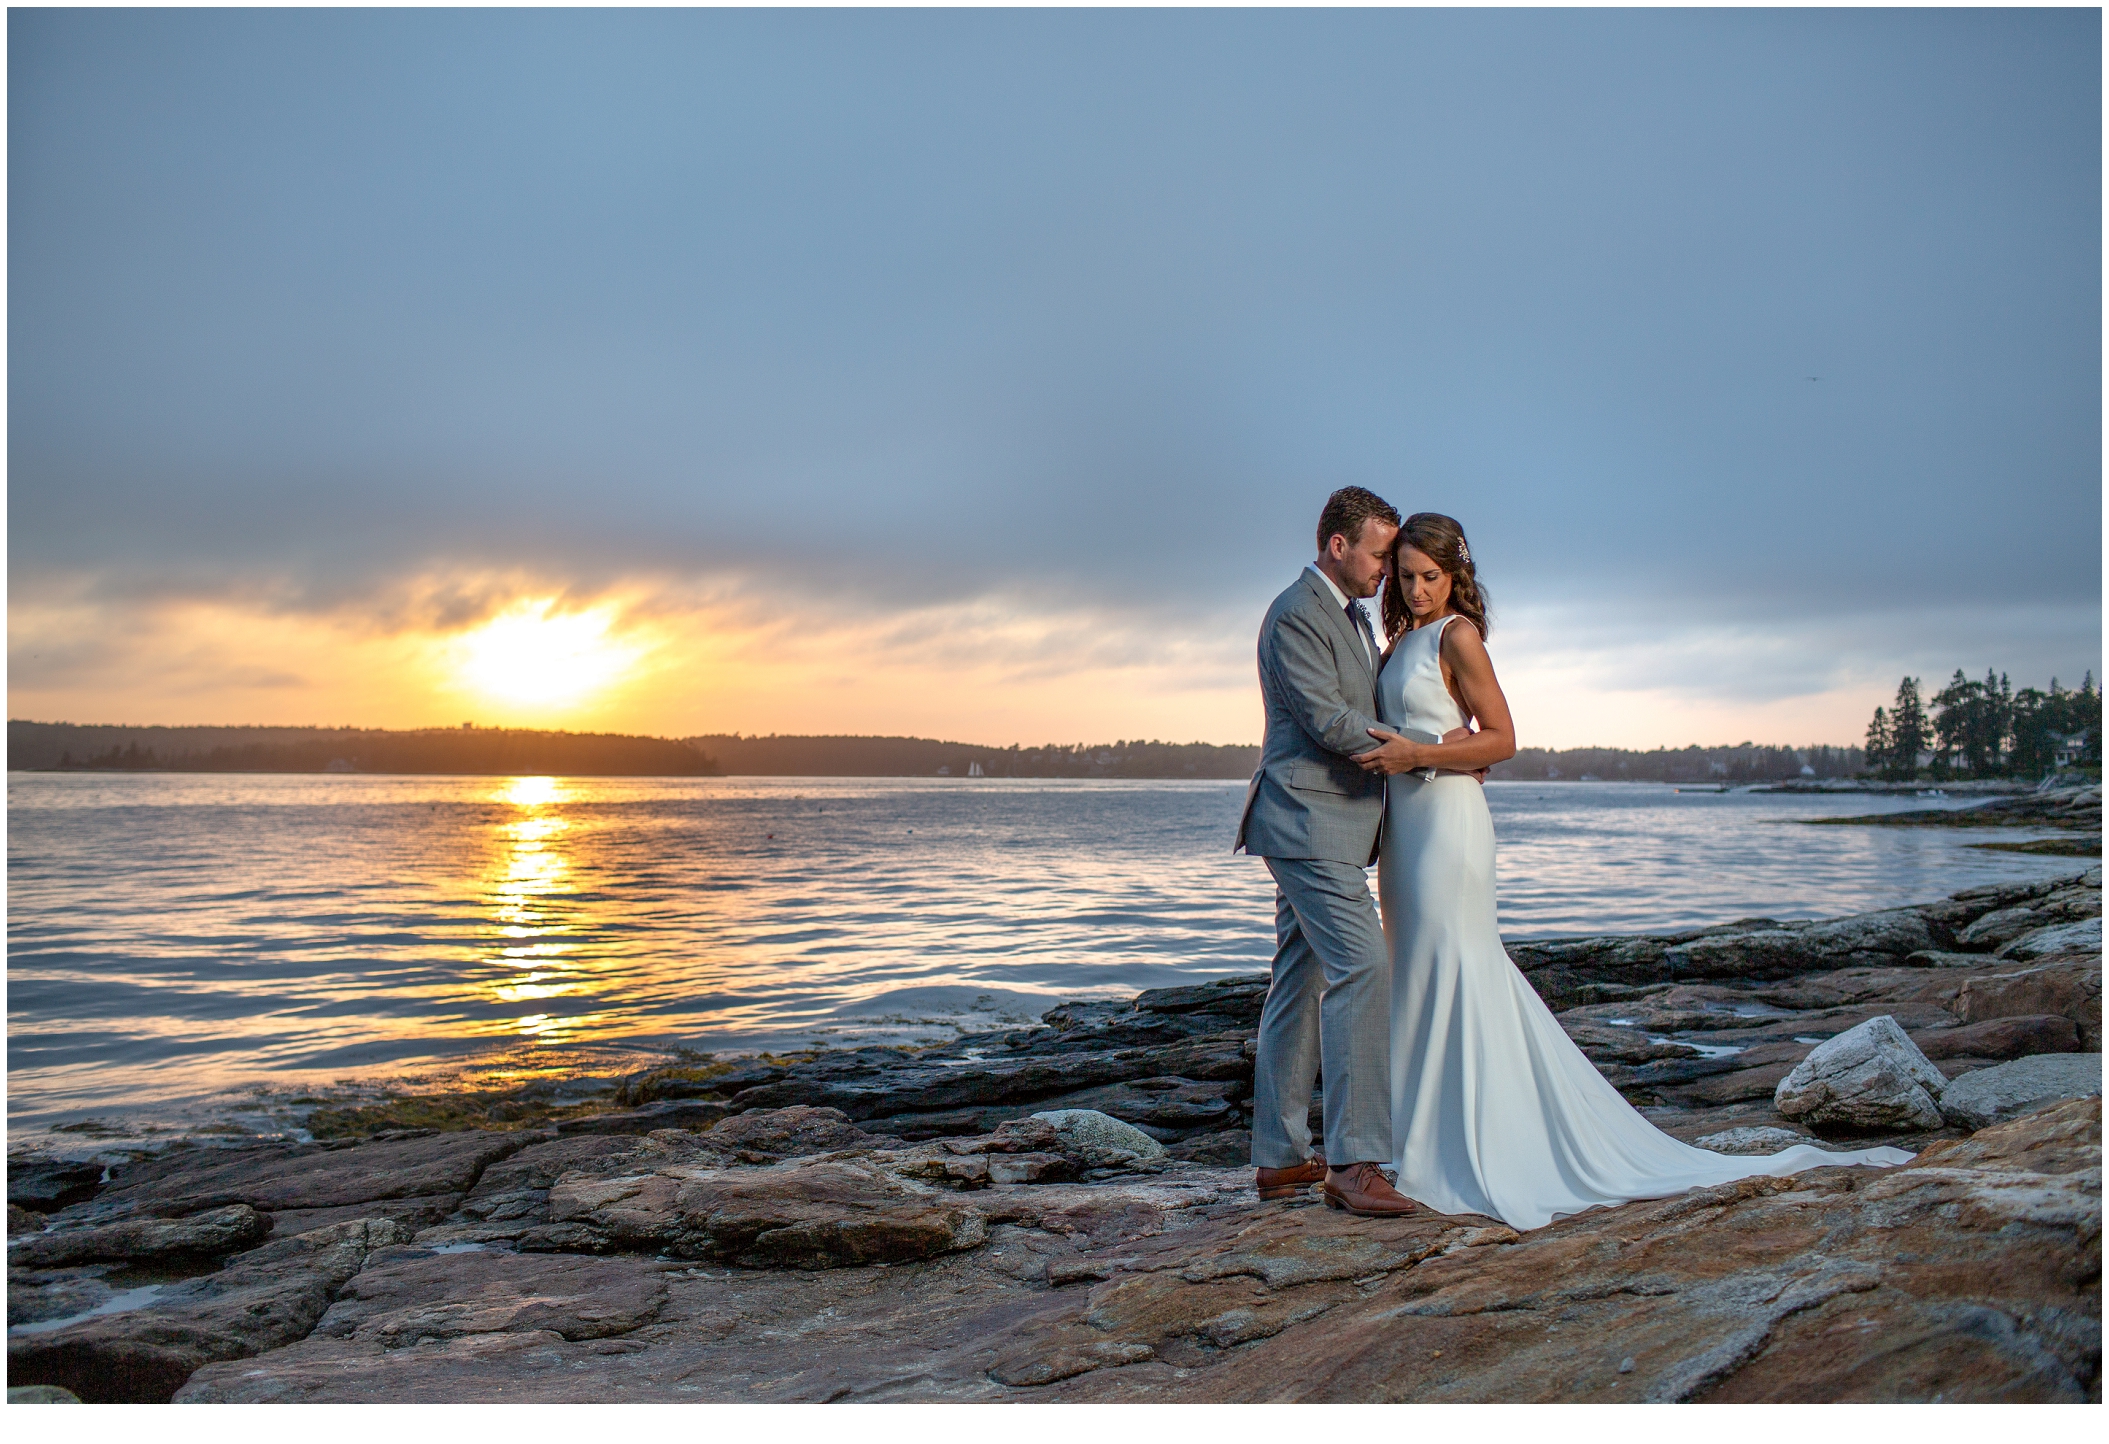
[1774,1016,1947,1132]
[1029,1109,1167,1165]
[1937,1054,2104,1131]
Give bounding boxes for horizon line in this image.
[6,717,1869,754]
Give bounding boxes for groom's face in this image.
[1325,519,1397,599]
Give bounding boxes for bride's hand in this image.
[1442,725,1491,786]
[1356,728,1429,776]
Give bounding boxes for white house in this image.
[2053,730,2093,770]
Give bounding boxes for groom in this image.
[1235,486,1418,1218]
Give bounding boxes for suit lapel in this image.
[1301,570,1378,688]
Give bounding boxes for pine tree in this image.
[1863,706,1893,775]
[1931,670,1988,776]
[2009,686,2055,777]
[1886,677,1927,780]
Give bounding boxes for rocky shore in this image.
[9,866,2102,1404]
[1803,781,2100,848]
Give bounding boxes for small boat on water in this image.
[967,762,985,778]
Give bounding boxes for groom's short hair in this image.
[1316,487,1401,552]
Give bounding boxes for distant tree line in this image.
[1863,670,2100,780]
[16,722,720,776]
[1487,743,1864,785]
[687,735,1260,779]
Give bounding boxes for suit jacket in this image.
[1235,568,1389,865]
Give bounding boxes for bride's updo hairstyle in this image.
[1382,512,1491,642]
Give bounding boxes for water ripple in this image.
[7,773,2083,1135]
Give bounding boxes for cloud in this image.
[7,10,2099,740]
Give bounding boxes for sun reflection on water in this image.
[480,776,598,1041]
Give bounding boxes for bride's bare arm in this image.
[1354,624,1518,776]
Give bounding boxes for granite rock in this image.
[308,1246,672,1349]
[178,1103,2100,1404]
[6,1217,413,1402]
[1166,1130,1253,1166]
[1953,960,2103,1050]
[542,1159,989,1268]
[724,1035,1251,1123]
[1938,1055,2105,1131]
[1960,905,2053,951]
[1693,1127,1819,1155]
[1030,1110,1168,1166]
[1912,1014,2080,1061]
[1130,975,1270,1023]
[8,1266,123,1327]
[9,1203,268,1268]
[7,1161,104,1213]
[704,1105,898,1161]
[46,1132,529,1228]
[1774,1016,1948,1132]
[1560,1024,1702,1065]
[1024,1078,1243,1138]
[556,1099,742,1135]
[2001,918,2103,961]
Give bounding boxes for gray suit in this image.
[1236,568,1394,1169]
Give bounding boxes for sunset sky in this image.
[8,9,2100,749]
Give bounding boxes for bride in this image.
[1352,513,1911,1230]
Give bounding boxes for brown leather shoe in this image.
[1323,1162,1419,1218]
[1255,1150,1327,1201]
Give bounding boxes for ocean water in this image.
[5,773,2088,1141]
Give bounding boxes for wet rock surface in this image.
[13,868,2100,1403]
[1807,782,2102,841]
[9,1204,268,1269]
[30,1130,532,1232]
[8,1219,414,1402]
[8,1162,106,1214]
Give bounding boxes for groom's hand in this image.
[1355,726,1489,782]
[1355,729,1428,776]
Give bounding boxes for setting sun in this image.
[454,601,638,709]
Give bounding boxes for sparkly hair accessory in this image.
[1457,539,1472,566]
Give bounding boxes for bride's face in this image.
[1396,545,1452,624]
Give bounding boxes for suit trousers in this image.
[1249,856,1393,1169]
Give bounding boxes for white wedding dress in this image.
[1376,614,1912,1230]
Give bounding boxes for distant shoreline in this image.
[11,719,1891,785]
